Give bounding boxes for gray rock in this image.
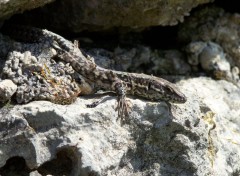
[0,34,81,105]
[87,46,190,75]
[29,170,42,176]
[0,77,240,175]
[12,0,212,32]
[0,79,17,102]
[186,41,231,72]
[0,0,55,21]
[180,6,240,85]
[179,6,240,69]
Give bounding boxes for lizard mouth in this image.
[165,91,187,103]
[173,94,187,103]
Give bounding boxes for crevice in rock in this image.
[0,156,31,176]
[215,0,240,13]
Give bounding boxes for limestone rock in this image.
[1,78,240,175]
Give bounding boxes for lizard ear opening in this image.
[147,81,151,90]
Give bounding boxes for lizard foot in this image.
[115,95,132,123]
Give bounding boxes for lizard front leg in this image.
[86,78,130,121]
[112,79,130,121]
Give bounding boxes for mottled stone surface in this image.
[0,78,240,175]
[0,0,55,21]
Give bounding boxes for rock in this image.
[179,6,240,69]
[0,79,17,102]
[0,35,81,105]
[180,6,240,85]
[30,170,42,176]
[0,77,240,175]
[1,4,240,176]
[0,0,55,21]
[186,41,231,74]
[150,49,191,75]
[87,46,191,75]
[10,0,212,32]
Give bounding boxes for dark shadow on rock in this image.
[0,156,31,176]
[38,148,74,176]
[37,146,98,176]
[118,103,200,175]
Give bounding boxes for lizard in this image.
[1,25,187,118]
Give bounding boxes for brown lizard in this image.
[2,25,187,118]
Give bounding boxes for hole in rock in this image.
[0,156,31,176]
[37,149,74,175]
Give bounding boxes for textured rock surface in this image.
[179,6,240,70]
[0,32,81,104]
[1,77,240,175]
[0,0,55,21]
[11,0,213,32]
[1,3,240,176]
[185,41,239,84]
[87,47,191,75]
[179,6,240,86]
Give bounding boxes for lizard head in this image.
[146,78,187,103]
